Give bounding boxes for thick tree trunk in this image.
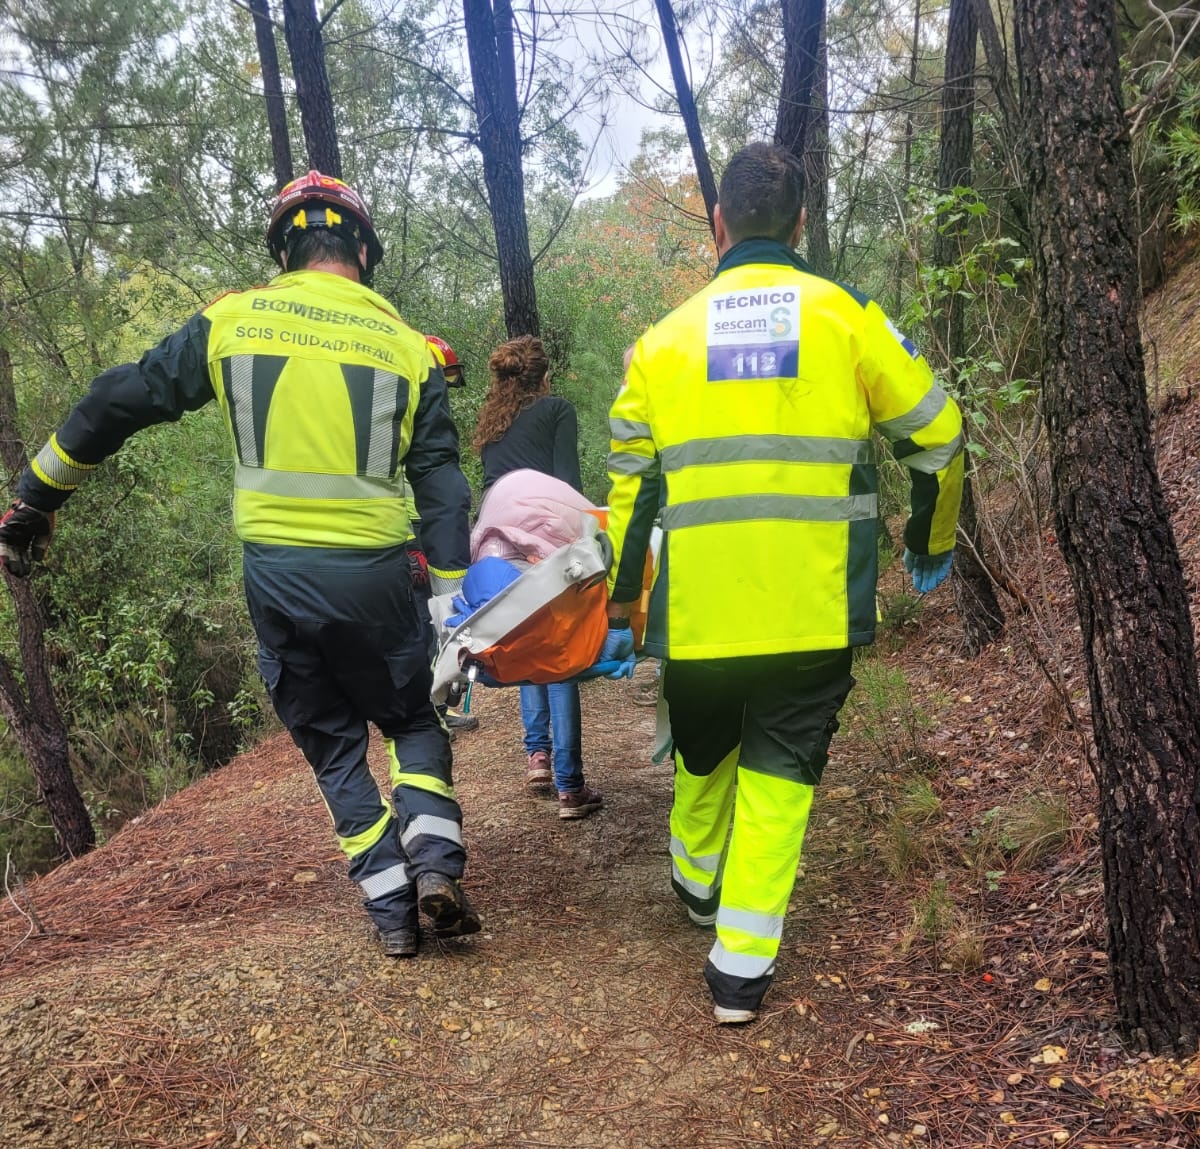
[463,0,540,337]
[804,34,832,277]
[282,0,341,177]
[654,0,718,234]
[1015,0,1200,1054]
[774,0,824,183]
[250,0,294,191]
[0,347,94,859]
[935,0,1003,651]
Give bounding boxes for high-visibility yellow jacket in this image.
[606,239,963,660]
[19,269,470,584]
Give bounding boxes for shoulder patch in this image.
[884,316,920,359]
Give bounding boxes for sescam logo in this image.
[706,287,801,382]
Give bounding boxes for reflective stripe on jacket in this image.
[20,270,470,576]
[605,239,963,661]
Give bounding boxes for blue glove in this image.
[903,548,954,594]
[598,624,636,679]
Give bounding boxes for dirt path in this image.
[2,618,1199,1148]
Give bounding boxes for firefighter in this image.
[604,143,963,1023]
[0,170,480,958]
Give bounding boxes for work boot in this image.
[416,872,481,938]
[526,750,552,786]
[713,1003,758,1025]
[558,784,604,820]
[444,712,479,733]
[687,907,717,928]
[378,926,419,958]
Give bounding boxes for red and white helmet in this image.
[426,335,465,387]
[266,170,384,273]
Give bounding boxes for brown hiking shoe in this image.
[558,784,604,820]
[526,750,552,786]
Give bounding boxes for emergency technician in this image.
[605,143,963,1023]
[0,171,479,958]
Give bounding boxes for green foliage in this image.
[907,878,954,944]
[846,656,935,774]
[896,777,943,823]
[966,793,1074,877]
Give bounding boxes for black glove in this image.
[0,500,55,578]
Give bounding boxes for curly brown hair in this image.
[472,335,551,451]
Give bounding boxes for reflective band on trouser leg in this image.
[334,803,418,932]
[338,806,393,859]
[670,746,738,917]
[704,768,815,1012]
[387,734,456,800]
[387,733,465,879]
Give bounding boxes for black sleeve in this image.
[404,364,471,575]
[553,400,583,493]
[18,312,216,511]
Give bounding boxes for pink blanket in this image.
[472,469,600,563]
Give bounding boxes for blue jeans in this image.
[520,683,584,792]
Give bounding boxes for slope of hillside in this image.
[4,258,1200,1149]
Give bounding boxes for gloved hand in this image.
[598,623,636,679]
[405,541,429,590]
[903,547,954,594]
[0,500,55,578]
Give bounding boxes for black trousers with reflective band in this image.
[244,544,461,932]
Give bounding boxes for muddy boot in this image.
[416,872,481,938]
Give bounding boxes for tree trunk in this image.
[1015,0,1200,1054]
[804,33,833,277]
[282,0,341,177]
[0,347,94,860]
[774,0,824,180]
[971,0,1018,136]
[935,0,1003,652]
[463,0,540,337]
[895,0,923,314]
[654,0,718,235]
[250,0,294,191]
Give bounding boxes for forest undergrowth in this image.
[2,263,1200,1149]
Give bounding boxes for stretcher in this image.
[428,512,614,708]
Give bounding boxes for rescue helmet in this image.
[426,335,465,387]
[266,170,384,274]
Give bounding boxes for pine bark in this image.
[463,0,540,337]
[0,347,94,859]
[250,0,294,191]
[774,0,824,179]
[654,0,718,235]
[935,0,1003,651]
[1015,0,1200,1053]
[804,34,832,277]
[282,0,341,177]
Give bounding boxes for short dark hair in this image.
[284,227,363,275]
[717,143,806,246]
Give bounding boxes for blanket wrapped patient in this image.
[428,469,635,699]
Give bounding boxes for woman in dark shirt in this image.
[472,336,602,819]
